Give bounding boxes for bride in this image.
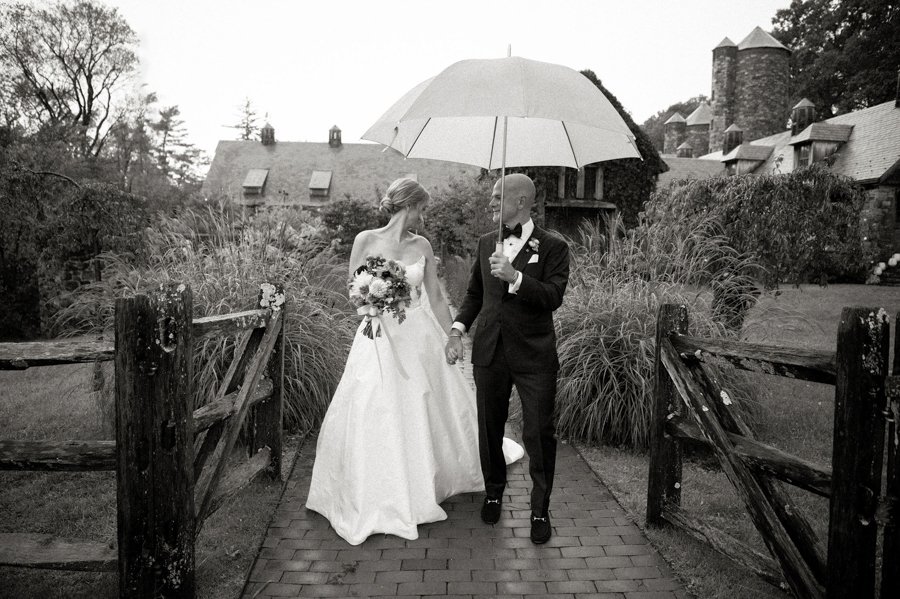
[306,177,523,545]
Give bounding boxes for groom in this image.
[445,173,569,544]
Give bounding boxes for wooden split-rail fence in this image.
[0,283,286,598]
[647,303,899,599]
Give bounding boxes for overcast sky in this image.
[107,0,792,160]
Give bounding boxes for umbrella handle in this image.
[496,114,509,245]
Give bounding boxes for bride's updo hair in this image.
[379,177,430,215]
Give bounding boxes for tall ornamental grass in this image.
[555,214,771,449]
[54,205,356,434]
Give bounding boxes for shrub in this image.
[647,164,870,286]
[54,205,357,434]
[554,215,766,449]
[320,195,388,257]
[425,175,495,259]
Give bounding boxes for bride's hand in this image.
[445,335,464,364]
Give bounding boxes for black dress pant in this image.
[473,336,558,515]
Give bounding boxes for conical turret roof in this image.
[676,141,693,150]
[715,37,736,49]
[737,26,789,51]
[793,98,815,109]
[685,102,713,126]
[724,123,743,132]
[664,112,686,125]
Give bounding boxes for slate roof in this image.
[664,112,686,125]
[789,123,854,145]
[201,140,481,207]
[657,156,726,188]
[715,37,736,49]
[722,143,775,162]
[685,102,713,126]
[821,102,900,183]
[737,26,790,52]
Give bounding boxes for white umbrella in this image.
[362,54,642,241]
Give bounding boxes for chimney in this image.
[791,99,817,136]
[723,124,743,155]
[676,141,694,158]
[260,122,275,146]
[329,125,342,148]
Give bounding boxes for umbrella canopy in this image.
[362,56,641,170]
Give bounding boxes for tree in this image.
[640,95,709,152]
[772,0,900,117]
[150,105,203,186]
[230,98,260,141]
[0,0,139,158]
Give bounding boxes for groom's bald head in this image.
[491,174,536,226]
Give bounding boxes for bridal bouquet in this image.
[348,255,412,338]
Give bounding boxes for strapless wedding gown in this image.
[306,256,524,545]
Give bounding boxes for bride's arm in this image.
[420,240,454,335]
[348,231,369,279]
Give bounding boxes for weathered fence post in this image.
[827,307,889,599]
[882,311,900,599]
[251,291,285,480]
[647,303,688,526]
[116,283,195,599]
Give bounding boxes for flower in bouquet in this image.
[348,255,412,338]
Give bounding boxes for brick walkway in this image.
[242,435,688,599]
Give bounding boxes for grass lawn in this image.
[0,361,300,599]
[577,284,899,599]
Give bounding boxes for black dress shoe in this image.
[481,497,502,524]
[530,512,552,544]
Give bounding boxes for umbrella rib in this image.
[561,121,579,169]
[405,117,431,158]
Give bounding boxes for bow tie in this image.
[502,223,523,240]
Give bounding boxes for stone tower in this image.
[685,101,712,156]
[734,26,791,142]
[663,112,687,154]
[710,37,737,153]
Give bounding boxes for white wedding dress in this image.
[306,256,524,545]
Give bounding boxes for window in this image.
[308,170,332,197]
[242,169,269,195]
[796,144,811,167]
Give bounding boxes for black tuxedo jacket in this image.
[455,226,569,372]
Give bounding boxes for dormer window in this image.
[242,169,269,195]
[309,170,332,197]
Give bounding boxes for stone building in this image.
[666,26,791,156]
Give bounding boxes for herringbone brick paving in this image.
[242,434,689,599]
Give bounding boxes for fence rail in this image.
[647,303,898,599]
[0,282,286,599]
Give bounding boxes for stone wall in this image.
[861,185,900,259]
[735,47,791,142]
[686,124,710,156]
[710,46,737,153]
[663,121,686,154]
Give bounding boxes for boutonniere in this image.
[527,237,540,253]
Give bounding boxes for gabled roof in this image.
[685,102,713,126]
[722,143,774,162]
[737,26,789,52]
[789,123,853,145]
[664,112,686,125]
[825,102,900,183]
[657,156,726,188]
[201,140,480,206]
